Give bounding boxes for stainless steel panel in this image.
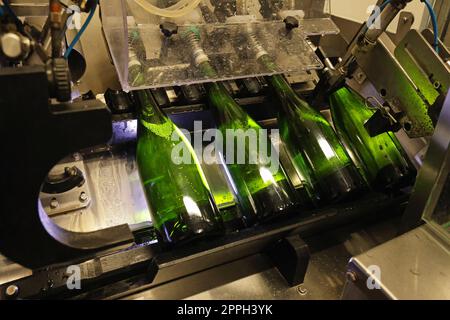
[402,91,450,235]
[50,150,152,233]
[0,256,32,286]
[343,225,450,300]
[40,159,92,217]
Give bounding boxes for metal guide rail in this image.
[0,192,408,300]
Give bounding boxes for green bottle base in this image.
[220,207,247,233]
[372,164,416,192]
[295,186,319,209]
[155,204,224,246]
[239,179,297,226]
[316,165,365,203]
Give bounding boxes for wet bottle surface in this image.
[135,90,223,245]
[198,62,296,226]
[258,57,364,203]
[329,87,416,191]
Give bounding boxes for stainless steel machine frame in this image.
[342,91,450,300]
[0,0,448,300]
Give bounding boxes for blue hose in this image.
[379,0,392,11]
[64,0,98,59]
[422,0,439,54]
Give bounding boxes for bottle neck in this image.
[257,55,313,114]
[199,61,257,126]
[207,82,252,125]
[267,73,317,118]
[267,74,296,100]
[136,89,167,124]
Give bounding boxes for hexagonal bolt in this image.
[79,192,89,203]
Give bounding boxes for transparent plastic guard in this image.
[101,0,338,91]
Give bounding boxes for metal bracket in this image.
[40,159,92,217]
[394,11,414,44]
[401,90,450,233]
[265,234,310,287]
[355,33,434,137]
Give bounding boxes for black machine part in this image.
[41,166,85,194]
[0,66,134,269]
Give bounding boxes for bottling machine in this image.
[0,0,448,300]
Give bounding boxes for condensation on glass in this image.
[101,0,337,91]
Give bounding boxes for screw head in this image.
[296,284,308,295]
[433,81,441,89]
[403,121,412,131]
[50,198,59,209]
[79,192,89,203]
[73,153,82,161]
[5,285,19,298]
[346,271,358,282]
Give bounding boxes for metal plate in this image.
[343,225,450,300]
[355,33,434,137]
[40,158,92,217]
[395,29,449,106]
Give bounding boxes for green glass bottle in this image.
[135,89,223,245]
[206,73,296,225]
[329,87,415,190]
[257,55,364,203]
[183,28,296,226]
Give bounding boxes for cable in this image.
[379,0,392,11]
[64,0,98,59]
[421,0,439,54]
